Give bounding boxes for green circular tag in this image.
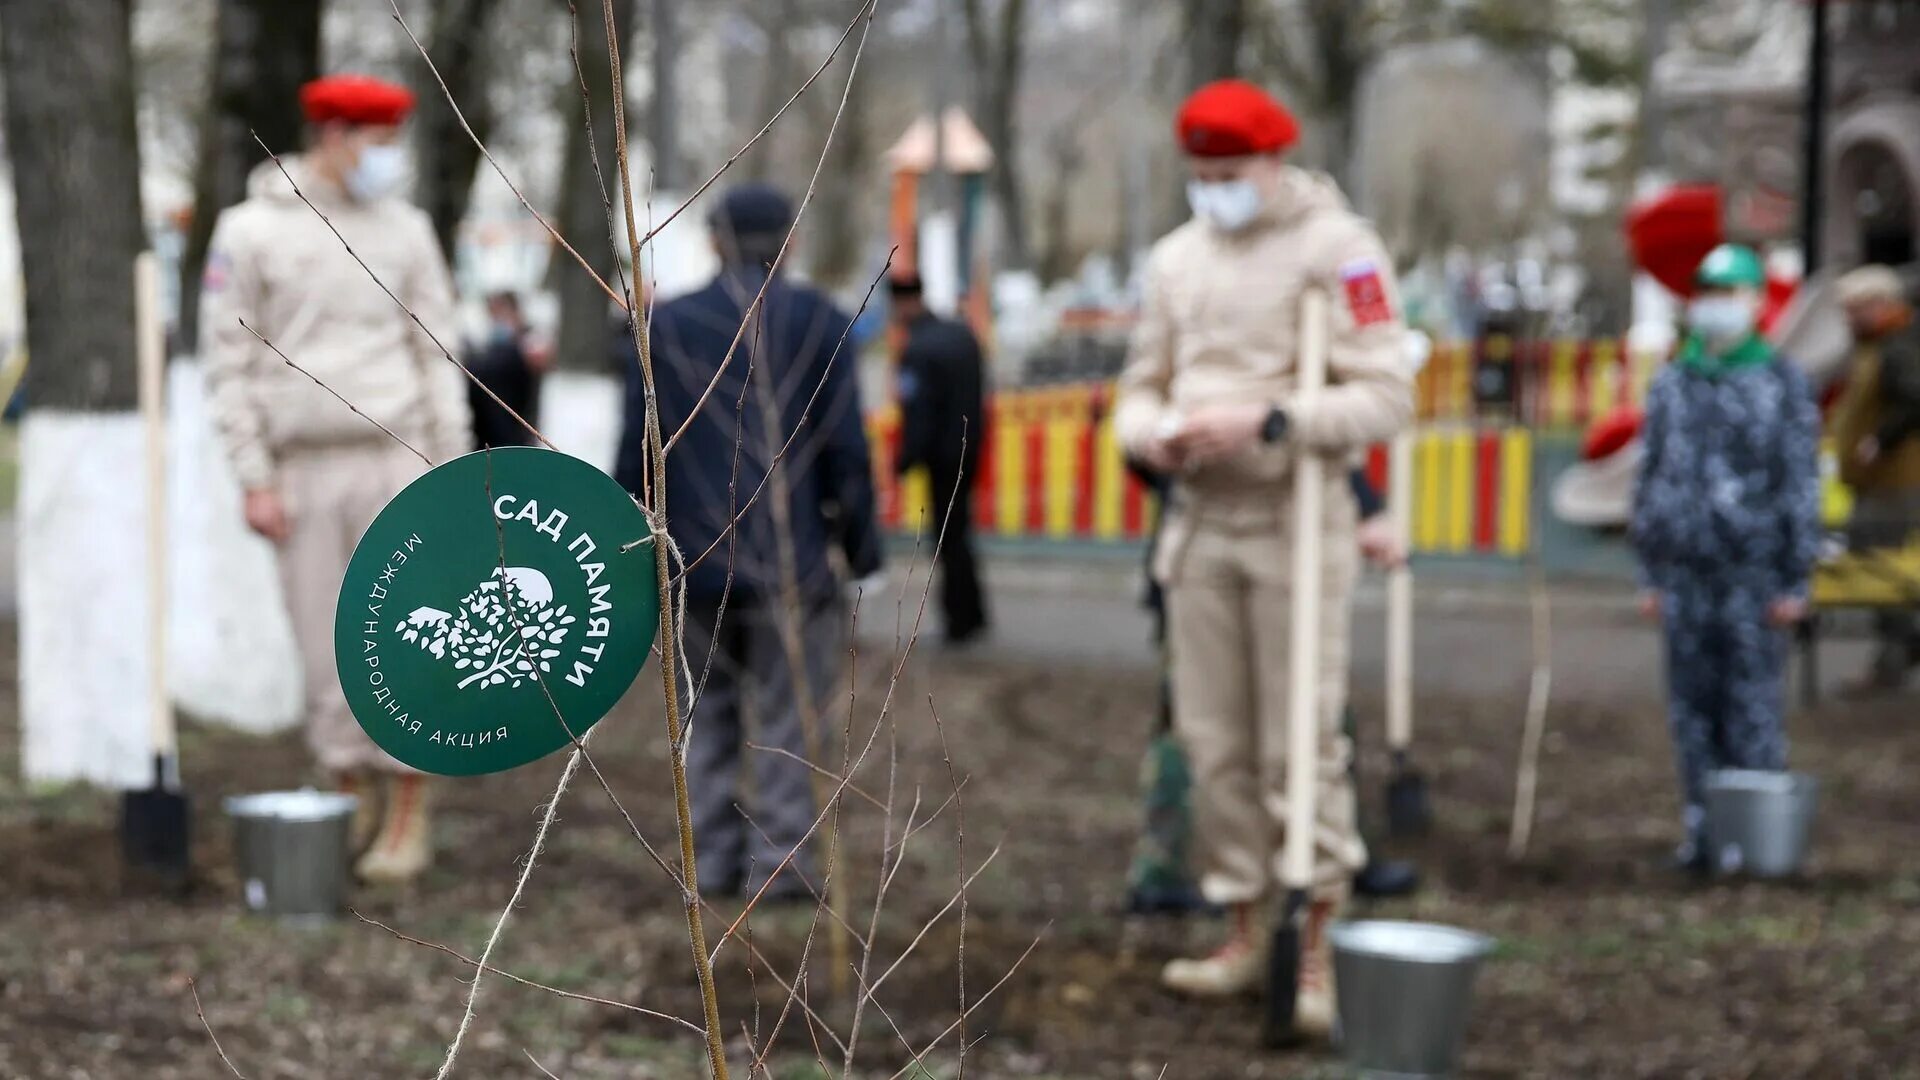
[334,447,658,775]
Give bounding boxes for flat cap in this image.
[710,183,795,237]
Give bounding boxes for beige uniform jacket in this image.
[1114,167,1413,531]
[200,157,471,491]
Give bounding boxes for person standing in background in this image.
[892,274,990,644]
[466,290,549,450]
[200,74,471,884]
[1631,244,1820,872]
[616,184,882,900]
[1828,265,1920,690]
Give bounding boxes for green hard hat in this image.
[1694,244,1765,290]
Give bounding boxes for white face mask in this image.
[1686,295,1757,349]
[346,144,408,202]
[1186,178,1264,232]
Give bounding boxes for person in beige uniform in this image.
[1114,80,1412,1032]
[200,75,471,884]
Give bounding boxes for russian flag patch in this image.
[1338,258,1393,328]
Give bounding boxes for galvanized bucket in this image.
[1706,769,1818,879]
[225,790,358,920]
[1329,920,1495,1079]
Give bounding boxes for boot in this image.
[355,774,434,885]
[1161,902,1264,998]
[1294,899,1340,1040]
[332,770,381,856]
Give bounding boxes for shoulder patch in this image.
[1338,258,1393,328]
[202,250,231,293]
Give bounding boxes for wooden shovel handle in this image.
[135,252,172,758]
[1281,289,1330,892]
[1386,430,1414,752]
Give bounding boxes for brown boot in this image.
[1161,902,1265,998]
[332,770,381,856]
[355,774,434,885]
[1294,899,1340,1040]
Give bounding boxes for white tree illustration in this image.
[397,567,575,690]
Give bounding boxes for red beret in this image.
[300,75,416,126]
[1176,80,1299,158]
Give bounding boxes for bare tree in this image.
[961,0,1031,270]
[744,0,801,182]
[1184,0,1246,85]
[648,0,680,189]
[0,0,146,409]
[175,0,324,353]
[413,0,506,259]
[549,0,634,373]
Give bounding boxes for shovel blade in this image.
[1386,768,1433,837]
[121,788,192,893]
[1261,895,1306,1049]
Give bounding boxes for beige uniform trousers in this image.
[1159,491,1366,905]
[276,443,428,774]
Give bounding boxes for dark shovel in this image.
[1386,750,1433,837]
[120,252,190,893]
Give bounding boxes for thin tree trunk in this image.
[175,0,323,353]
[0,0,147,410]
[744,0,798,183]
[808,47,868,288]
[649,0,679,190]
[552,0,635,373]
[963,0,1030,270]
[1184,0,1245,87]
[414,0,505,261]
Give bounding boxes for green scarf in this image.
[1676,331,1772,379]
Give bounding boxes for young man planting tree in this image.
[1113,79,1413,1038]
[201,75,471,884]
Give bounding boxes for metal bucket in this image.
[1330,920,1495,1079]
[224,790,358,920]
[1705,769,1818,878]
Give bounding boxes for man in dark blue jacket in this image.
[892,275,989,643]
[615,184,882,898]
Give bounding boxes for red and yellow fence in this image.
[1417,337,1660,429]
[868,385,1535,557]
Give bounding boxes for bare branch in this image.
[524,1049,564,1080]
[239,319,433,467]
[187,978,246,1078]
[638,0,879,250]
[387,0,628,313]
[436,744,591,1078]
[354,910,706,1035]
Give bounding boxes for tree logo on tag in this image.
[397,567,576,691]
[334,448,658,776]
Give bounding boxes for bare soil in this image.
[4,615,1920,1079]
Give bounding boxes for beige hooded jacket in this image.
[1114,166,1413,502]
[199,157,471,491]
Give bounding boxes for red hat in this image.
[300,75,416,126]
[1581,407,1643,462]
[1176,80,1299,158]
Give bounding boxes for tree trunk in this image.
[807,46,869,289]
[1306,0,1364,187]
[1184,0,1245,87]
[0,0,147,410]
[963,0,1031,270]
[649,0,680,190]
[552,0,635,374]
[744,0,797,183]
[174,0,323,353]
[414,0,504,261]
